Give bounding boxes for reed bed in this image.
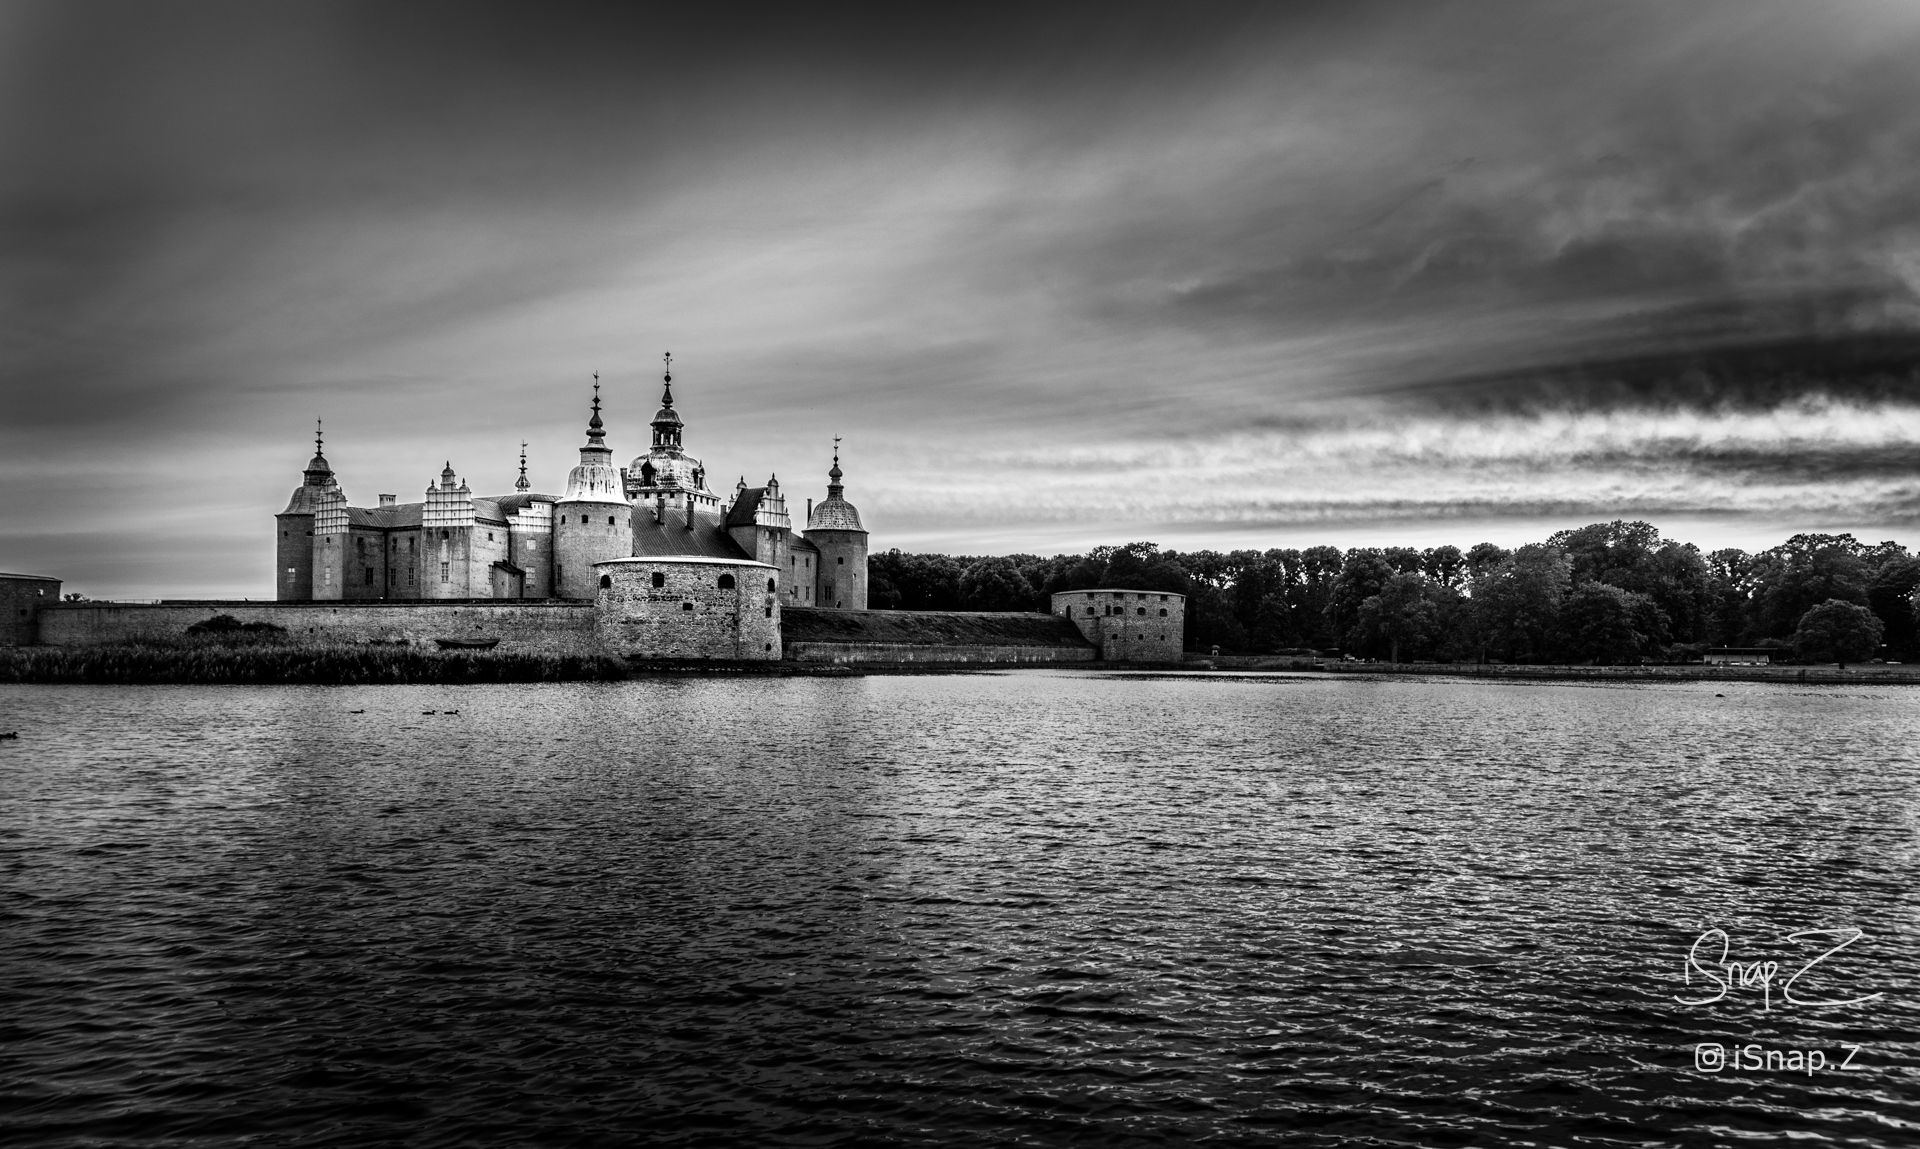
[0,640,628,685]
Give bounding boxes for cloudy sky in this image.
[6,1,1920,597]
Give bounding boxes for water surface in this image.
[3,671,1917,1146]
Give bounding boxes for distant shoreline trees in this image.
[865,521,1919,664]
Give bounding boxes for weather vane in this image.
[663,351,672,381]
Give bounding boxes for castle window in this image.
[440,563,449,581]
[651,572,666,588]
[718,573,735,590]
[441,530,449,540]
[837,557,844,565]
[766,578,776,592]
[1137,607,1146,616]
[1085,606,1095,616]
[764,606,772,618]
[607,516,615,525]
[599,574,611,589]
[682,601,694,611]
[1159,608,1168,617]
[560,516,566,524]
[1159,595,1168,601]
[285,567,295,578]
[366,569,375,586]
[488,532,494,541]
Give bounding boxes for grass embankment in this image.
[1192,655,1920,685]
[0,638,628,685]
[782,607,1091,647]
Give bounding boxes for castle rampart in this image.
[1052,588,1186,662]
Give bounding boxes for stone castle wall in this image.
[1052,589,1187,662]
[36,600,598,654]
[593,557,780,661]
[2,575,62,646]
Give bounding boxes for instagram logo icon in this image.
[1695,1043,1727,1072]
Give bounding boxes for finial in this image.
[516,441,530,492]
[663,351,672,383]
[587,373,605,438]
[315,418,324,455]
[660,351,675,407]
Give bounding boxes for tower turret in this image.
[803,438,869,610]
[556,374,632,598]
[624,350,719,511]
[276,419,337,600]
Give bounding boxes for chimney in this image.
[685,495,696,529]
[378,494,396,508]
[654,494,664,523]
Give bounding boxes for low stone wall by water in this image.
[37,600,598,655]
[784,641,1097,665]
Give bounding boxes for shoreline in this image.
[1173,656,1920,686]
[4,642,1913,686]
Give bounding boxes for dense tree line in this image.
[865,522,1914,664]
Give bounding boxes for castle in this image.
[274,359,867,660]
[5,355,1187,666]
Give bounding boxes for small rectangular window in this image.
[441,562,450,581]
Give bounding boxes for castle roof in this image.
[806,497,863,532]
[631,506,753,561]
[724,486,767,528]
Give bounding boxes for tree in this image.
[1422,545,1466,588]
[1559,581,1663,664]
[1867,553,1920,660]
[1350,572,1440,663]
[1750,534,1869,638]
[1791,599,1884,667]
[957,556,1036,612]
[1467,544,1572,662]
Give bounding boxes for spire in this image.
[303,418,333,484]
[586,372,606,447]
[650,350,683,448]
[516,441,530,492]
[827,436,844,498]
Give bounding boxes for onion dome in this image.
[807,439,864,531]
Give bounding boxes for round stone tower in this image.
[803,440,868,610]
[275,420,335,601]
[554,376,632,599]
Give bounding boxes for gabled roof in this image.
[724,487,766,528]
[346,503,423,529]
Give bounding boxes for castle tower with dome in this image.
[273,358,873,650]
[803,440,869,610]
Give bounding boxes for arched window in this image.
[766,578,776,592]
[651,572,666,588]
[718,573,735,590]
[1137,607,1146,616]
[598,574,612,589]
[1159,608,1168,617]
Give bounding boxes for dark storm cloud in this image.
[7,1,1920,592]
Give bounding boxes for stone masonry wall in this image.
[593,558,780,660]
[37,601,598,654]
[1052,589,1187,662]
[2,576,62,646]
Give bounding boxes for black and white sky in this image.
[7,1,1920,596]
